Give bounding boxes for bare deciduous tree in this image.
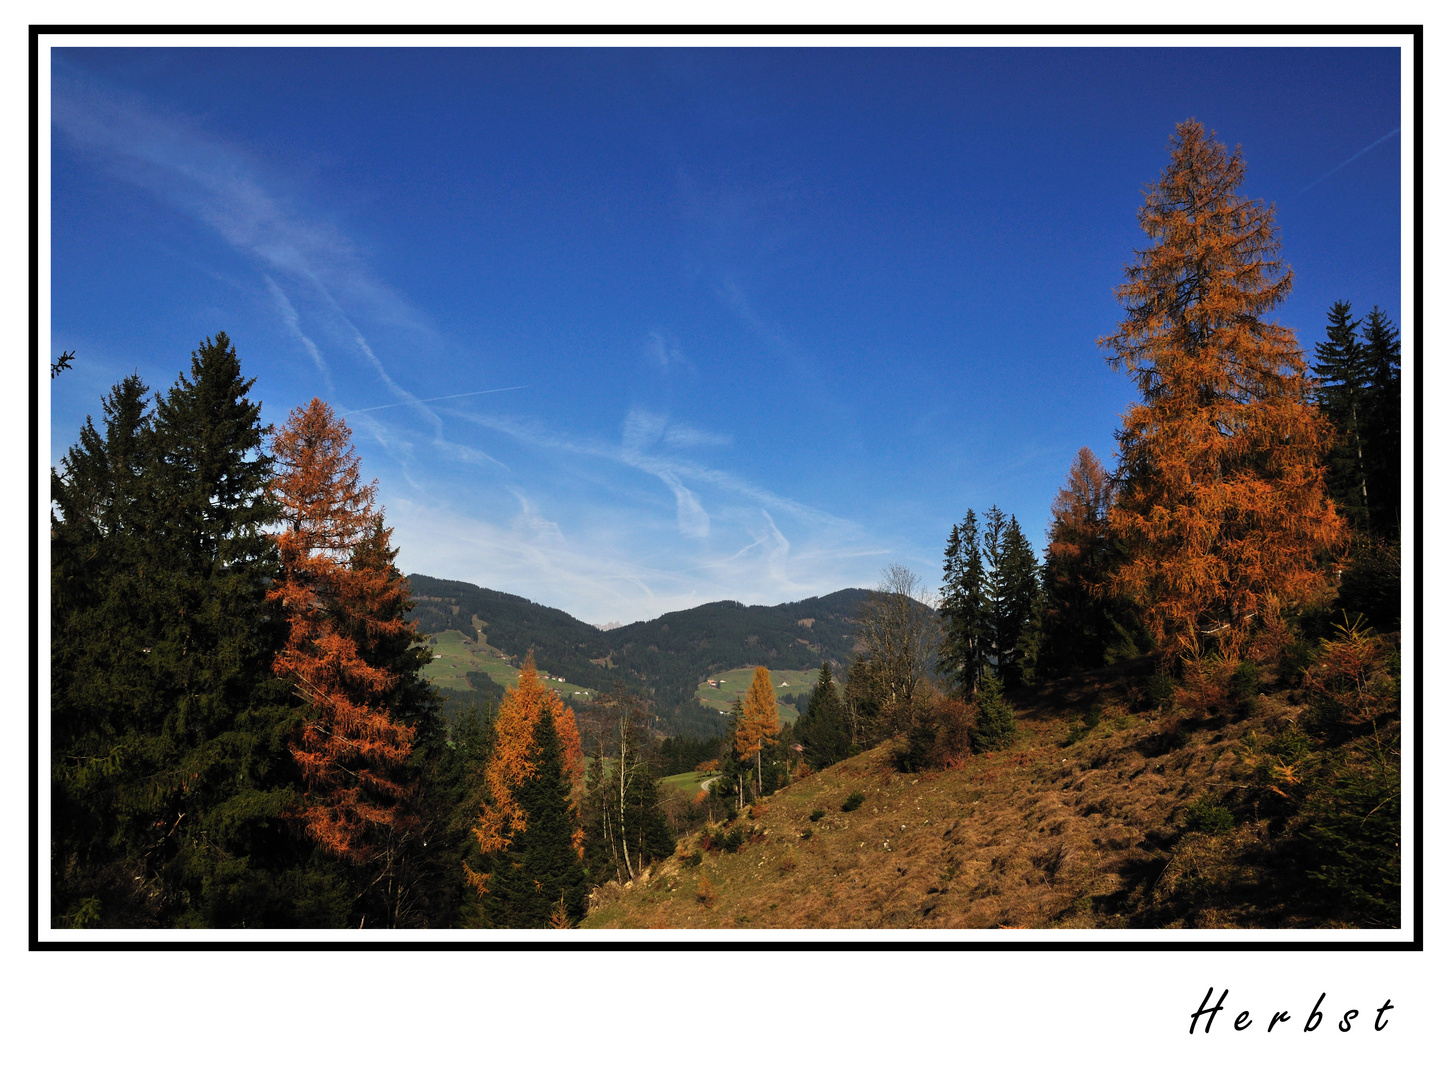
[855,564,942,739]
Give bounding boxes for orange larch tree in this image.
[269,398,416,861]
[734,666,780,799]
[468,654,584,894]
[1100,121,1343,660]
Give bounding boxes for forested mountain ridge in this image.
[406,574,889,734]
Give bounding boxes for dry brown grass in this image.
[582,662,1341,930]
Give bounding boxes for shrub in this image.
[899,691,976,772]
[717,827,745,854]
[749,801,768,820]
[696,875,717,907]
[548,900,573,929]
[1337,535,1400,632]
[1277,635,1316,686]
[1106,704,1135,731]
[900,715,936,773]
[682,851,703,870]
[1176,657,1232,720]
[799,828,813,840]
[841,792,866,813]
[1230,660,1260,704]
[1183,797,1234,835]
[1144,672,1176,712]
[1301,615,1399,739]
[809,808,826,822]
[972,674,1016,752]
[778,847,798,874]
[1300,738,1400,926]
[930,695,975,767]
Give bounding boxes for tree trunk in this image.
[1351,400,1370,512]
[618,714,633,881]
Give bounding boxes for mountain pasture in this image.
[425,628,600,702]
[697,667,817,722]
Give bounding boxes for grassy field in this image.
[423,629,601,703]
[660,770,718,796]
[696,667,817,723]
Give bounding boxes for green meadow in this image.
[424,629,600,703]
[695,666,818,725]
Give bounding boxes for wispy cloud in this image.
[53,67,424,333]
[52,65,439,430]
[343,386,529,415]
[645,330,693,374]
[263,274,331,386]
[51,63,898,626]
[454,405,852,533]
[1294,128,1401,198]
[389,491,879,626]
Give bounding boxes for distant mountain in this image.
[406,574,887,737]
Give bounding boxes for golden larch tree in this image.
[734,666,780,799]
[269,398,416,861]
[1100,120,1343,659]
[468,655,585,893]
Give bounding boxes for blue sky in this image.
[48,44,1403,625]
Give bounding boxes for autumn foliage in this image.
[1302,616,1400,735]
[269,398,416,861]
[734,666,781,797]
[1101,121,1343,659]
[471,655,585,862]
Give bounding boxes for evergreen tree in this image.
[150,333,296,911]
[53,335,315,928]
[1361,306,1401,540]
[51,374,162,925]
[717,700,751,810]
[843,655,879,751]
[991,512,1041,689]
[1101,121,1343,659]
[1037,447,1124,675]
[1014,587,1047,688]
[939,510,989,697]
[484,706,588,927]
[1312,301,1372,532]
[151,336,320,927]
[796,663,850,770]
[971,673,1016,752]
[466,657,585,898]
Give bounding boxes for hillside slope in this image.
[406,574,894,736]
[583,663,1382,930]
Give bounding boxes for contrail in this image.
[1295,128,1400,198]
[343,385,529,414]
